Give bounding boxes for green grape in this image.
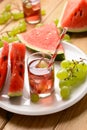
[0,4,11,25]
[63,34,71,42]
[59,77,78,88]
[7,20,26,39]
[60,60,73,68]
[41,9,46,16]
[77,62,87,73]
[13,36,19,41]
[57,59,87,100]
[6,37,14,43]
[0,40,3,48]
[18,20,27,32]
[30,93,39,103]
[8,31,16,37]
[8,20,26,36]
[36,60,48,68]
[1,35,18,43]
[5,4,11,12]
[12,28,20,35]
[35,23,44,28]
[56,68,69,80]
[59,79,71,88]
[8,28,20,36]
[54,18,59,26]
[0,15,6,24]
[12,12,24,20]
[2,12,11,23]
[2,35,10,42]
[73,65,87,81]
[68,77,78,87]
[7,36,18,43]
[60,86,71,99]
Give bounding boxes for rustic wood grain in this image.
[71,33,87,54]
[55,95,87,130]
[0,108,13,130]
[3,112,62,130]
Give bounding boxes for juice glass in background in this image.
[27,52,54,98]
[22,0,41,24]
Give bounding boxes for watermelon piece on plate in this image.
[59,0,87,32]
[18,23,65,61]
[8,43,26,97]
[0,42,9,91]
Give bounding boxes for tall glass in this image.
[22,0,41,24]
[27,52,54,98]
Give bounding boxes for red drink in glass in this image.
[23,0,41,24]
[28,53,54,98]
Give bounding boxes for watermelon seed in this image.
[74,12,77,16]
[19,63,23,69]
[3,55,7,61]
[80,10,82,16]
[19,71,23,77]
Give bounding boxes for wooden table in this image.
[0,0,87,130]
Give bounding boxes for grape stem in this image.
[64,59,87,80]
[79,58,87,62]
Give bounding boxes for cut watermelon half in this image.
[58,0,87,32]
[8,43,26,97]
[18,23,65,61]
[0,42,9,91]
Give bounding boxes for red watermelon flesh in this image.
[60,0,87,32]
[0,42,9,91]
[19,23,59,51]
[8,43,26,97]
[10,43,25,73]
[8,69,24,94]
[18,23,65,60]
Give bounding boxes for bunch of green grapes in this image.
[56,59,87,99]
[0,20,26,46]
[0,4,24,25]
[8,20,26,37]
[0,4,11,24]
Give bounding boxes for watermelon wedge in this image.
[8,43,26,97]
[59,0,87,32]
[18,23,65,61]
[0,42,9,91]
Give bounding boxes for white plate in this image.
[0,41,87,115]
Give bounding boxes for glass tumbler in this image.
[22,0,41,24]
[27,52,54,98]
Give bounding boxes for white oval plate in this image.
[0,41,87,115]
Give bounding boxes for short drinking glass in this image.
[27,52,54,98]
[22,0,41,24]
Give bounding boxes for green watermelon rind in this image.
[63,27,87,33]
[18,35,65,61]
[58,1,87,33]
[8,91,22,97]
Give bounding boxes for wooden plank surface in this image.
[0,108,13,130]
[3,95,87,130]
[0,0,87,130]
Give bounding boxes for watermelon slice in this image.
[18,23,65,61]
[59,0,87,32]
[0,42,9,91]
[8,43,26,97]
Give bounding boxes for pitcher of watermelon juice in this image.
[27,52,54,98]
